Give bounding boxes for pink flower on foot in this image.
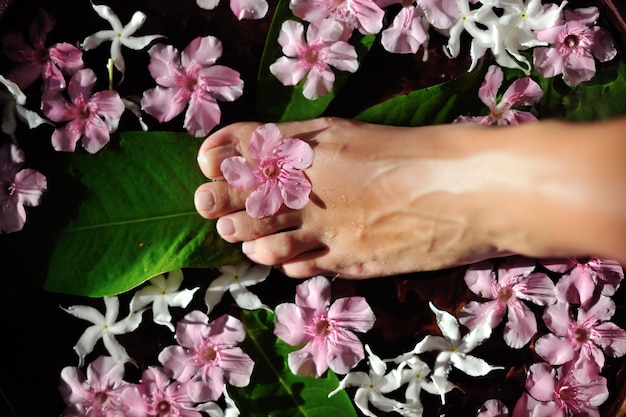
[1,9,83,91]
[42,68,125,153]
[0,143,47,233]
[533,7,617,87]
[157,311,254,402]
[141,36,244,137]
[273,276,376,377]
[220,123,314,219]
[454,65,543,126]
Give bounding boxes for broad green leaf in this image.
[41,131,243,297]
[355,64,488,126]
[229,309,358,417]
[256,0,375,122]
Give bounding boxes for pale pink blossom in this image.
[220,123,314,218]
[123,366,202,417]
[290,0,385,36]
[459,257,556,349]
[273,276,376,377]
[534,297,626,369]
[141,36,243,137]
[512,361,608,417]
[0,143,46,233]
[59,355,135,417]
[196,0,268,20]
[1,9,83,91]
[269,19,359,100]
[158,311,254,402]
[454,65,543,126]
[42,68,125,153]
[381,4,430,55]
[541,257,623,307]
[533,7,617,86]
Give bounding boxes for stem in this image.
[107,58,114,90]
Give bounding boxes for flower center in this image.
[498,286,513,301]
[564,34,579,48]
[2,181,16,197]
[263,163,279,178]
[574,327,589,343]
[93,391,108,407]
[157,400,171,414]
[201,346,218,363]
[186,76,198,92]
[78,103,92,120]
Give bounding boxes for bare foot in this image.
[194,117,508,279]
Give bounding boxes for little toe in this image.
[194,181,247,219]
[240,230,326,267]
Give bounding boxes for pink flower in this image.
[454,65,543,126]
[0,143,46,233]
[533,7,617,87]
[41,68,124,153]
[59,355,135,417]
[157,311,254,402]
[1,9,83,91]
[273,276,376,377]
[123,366,202,417]
[534,297,626,369]
[269,19,359,100]
[381,4,429,55]
[220,123,314,219]
[289,0,385,36]
[541,257,624,307]
[512,361,608,417]
[459,257,556,349]
[141,36,244,137]
[196,0,269,20]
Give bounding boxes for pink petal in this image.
[419,0,458,29]
[459,300,504,330]
[182,36,222,68]
[184,93,221,137]
[513,272,556,306]
[533,46,565,78]
[86,355,126,388]
[197,65,244,102]
[592,322,626,357]
[221,156,262,190]
[207,314,246,346]
[141,86,189,123]
[219,347,255,387]
[302,66,334,100]
[269,56,309,86]
[542,302,571,336]
[478,65,502,109]
[288,342,327,377]
[49,42,84,73]
[67,69,96,104]
[230,0,268,19]
[295,275,331,314]
[534,333,575,365]
[82,116,112,154]
[51,123,82,152]
[147,44,184,87]
[327,328,366,374]
[525,362,557,402]
[14,168,46,206]
[328,296,375,333]
[562,53,596,86]
[512,393,562,417]
[588,26,617,62]
[325,41,359,72]
[577,292,614,322]
[59,366,88,404]
[351,0,385,34]
[248,123,284,161]
[176,310,210,348]
[0,195,25,233]
[277,20,306,57]
[503,300,537,348]
[90,90,125,120]
[556,268,595,305]
[280,170,312,210]
[274,303,310,346]
[158,345,198,382]
[501,77,543,108]
[245,182,283,218]
[41,93,73,123]
[279,137,314,169]
[197,0,220,10]
[381,6,428,54]
[464,261,497,298]
[187,376,223,402]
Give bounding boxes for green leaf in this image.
[355,64,488,126]
[256,0,375,122]
[229,309,358,417]
[41,131,243,297]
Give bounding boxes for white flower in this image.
[0,75,48,141]
[129,269,198,331]
[196,386,241,416]
[81,3,164,76]
[329,345,404,417]
[396,356,439,413]
[391,302,501,402]
[204,261,270,314]
[61,296,144,367]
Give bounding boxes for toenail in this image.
[217,218,235,237]
[194,189,215,213]
[242,240,255,255]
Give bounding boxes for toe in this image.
[194,181,248,219]
[215,208,303,242]
[241,230,326,267]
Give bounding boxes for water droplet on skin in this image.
[325,228,337,239]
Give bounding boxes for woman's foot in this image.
[194,117,505,279]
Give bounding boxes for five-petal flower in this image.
[220,123,314,218]
[61,296,145,367]
[204,261,270,314]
